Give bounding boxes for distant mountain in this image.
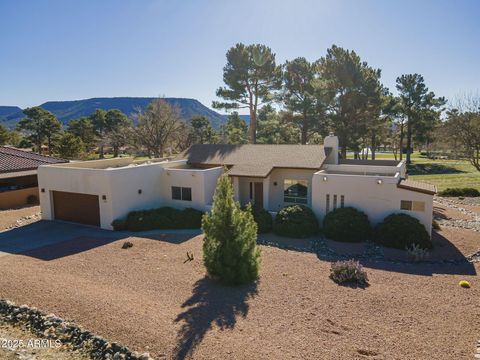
[0,106,23,128]
[0,97,227,128]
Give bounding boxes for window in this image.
[340,195,345,208]
[326,194,330,213]
[284,179,308,204]
[333,195,337,209]
[401,200,425,212]
[172,186,192,201]
[172,186,181,200]
[412,201,425,211]
[181,187,192,201]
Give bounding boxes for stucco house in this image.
[0,146,67,209]
[37,134,436,234]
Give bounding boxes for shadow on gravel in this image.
[173,277,258,360]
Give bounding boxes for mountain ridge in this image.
[0,97,228,128]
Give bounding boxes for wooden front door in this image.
[254,182,263,208]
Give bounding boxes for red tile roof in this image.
[0,146,67,174]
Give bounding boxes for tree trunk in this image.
[249,109,256,144]
[301,110,308,144]
[399,123,404,161]
[406,117,412,164]
[113,145,119,158]
[47,137,52,156]
[99,145,104,159]
[371,132,376,160]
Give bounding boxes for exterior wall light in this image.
[323,176,328,182]
[377,179,383,184]
[102,195,107,201]
[138,189,142,194]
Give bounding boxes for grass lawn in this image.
[349,151,480,191]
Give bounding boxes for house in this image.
[37,134,436,234]
[0,146,67,209]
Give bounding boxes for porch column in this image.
[262,177,270,211]
[232,176,240,201]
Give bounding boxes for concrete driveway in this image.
[0,220,203,258]
[0,220,122,257]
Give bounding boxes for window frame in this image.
[283,179,308,204]
[171,186,192,201]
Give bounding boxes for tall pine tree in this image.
[202,171,261,285]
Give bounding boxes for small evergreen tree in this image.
[202,171,261,285]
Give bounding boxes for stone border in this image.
[0,299,153,360]
[258,237,479,265]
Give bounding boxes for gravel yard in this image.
[0,202,478,359]
[0,206,40,232]
[0,232,477,359]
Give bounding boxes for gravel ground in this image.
[0,205,478,359]
[0,206,40,232]
[0,319,89,360]
[434,197,480,232]
[0,234,477,359]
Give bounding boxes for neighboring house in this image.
[0,146,67,209]
[37,134,436,234]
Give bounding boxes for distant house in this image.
[37,134,436,235]
[0,146,67,209]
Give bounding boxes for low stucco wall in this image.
[312,172,434,235]
[0,187,39,209]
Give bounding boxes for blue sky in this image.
[1,0,479,111]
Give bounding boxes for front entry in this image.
[253,182,263,208]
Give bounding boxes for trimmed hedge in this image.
[323,207,371,242]
[374,213,432,249]
[273,205,319,238]
[242,205,273,233]
[112,207,203,231]
[438,187,480,197]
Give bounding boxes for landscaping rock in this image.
[0,299,141,360]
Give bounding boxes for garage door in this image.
[52,191,100,226]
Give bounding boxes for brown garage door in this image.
[52,191,100,226]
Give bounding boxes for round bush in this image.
[374,213,432,249]
[323,207,371,242]
[242,205,273,233]
[273,205,319,238]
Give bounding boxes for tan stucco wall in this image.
[266,168,317,212]
[312,171,434,235]
[0,187,39,209]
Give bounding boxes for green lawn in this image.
[351,151,480,191]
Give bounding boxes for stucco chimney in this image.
[324,132,339,164]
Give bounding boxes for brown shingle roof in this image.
[0,146,67,174]
[397,179,437,195]
[177,144,329,177]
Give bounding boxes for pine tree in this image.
[202,171,261,285]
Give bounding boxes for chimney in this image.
[324,133,339,164]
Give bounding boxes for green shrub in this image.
[329,260,368,285]
[203,172,261,285]
[438,187,480,197]
[242,205,273,233]
[273,205,319,238]
[374,213,432,249]
[114,207,204,231]
[323,207,371,242]
[111,219,127,231]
